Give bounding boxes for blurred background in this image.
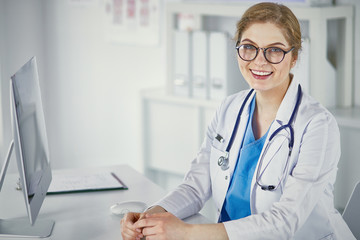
[0,0,166,172]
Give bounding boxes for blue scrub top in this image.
[219,96,269,222]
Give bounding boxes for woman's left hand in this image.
[133,212,191,240]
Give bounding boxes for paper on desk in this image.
[48,172,127,194]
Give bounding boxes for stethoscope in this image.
[217,85,302,191]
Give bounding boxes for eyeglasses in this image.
[235,41,294,64]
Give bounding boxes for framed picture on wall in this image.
[103,0,161,46]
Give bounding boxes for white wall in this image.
[0,0,165,173]
[42,0,165,171]
[0,0,47,172]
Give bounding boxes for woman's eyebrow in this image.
[241,38,256,44]
[269,42,286,47]
[241,38,286,47]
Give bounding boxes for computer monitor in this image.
[0,56,54,237]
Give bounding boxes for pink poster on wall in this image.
[103,0,160,45]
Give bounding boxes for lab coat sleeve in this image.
[153,98,226,220]
[223,111,341,239]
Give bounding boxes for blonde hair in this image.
[235,2,302,58]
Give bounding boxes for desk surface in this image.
[0,165,210,239]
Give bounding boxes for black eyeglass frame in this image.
[235,41,295,64]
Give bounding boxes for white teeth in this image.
[251,70,272,76]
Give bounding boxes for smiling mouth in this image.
[251,70,273,76]
[250,70,273,80]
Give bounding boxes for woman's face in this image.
[237,22,296,93]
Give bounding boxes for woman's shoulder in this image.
[298,91,338,127]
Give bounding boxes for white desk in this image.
[0,165,210,239]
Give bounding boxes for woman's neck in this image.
[252,75,292,139]
[255,74,292,115]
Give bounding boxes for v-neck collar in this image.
[243,96,271,148]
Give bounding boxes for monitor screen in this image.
[10,56,52,225]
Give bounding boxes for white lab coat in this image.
[155,77,355,240]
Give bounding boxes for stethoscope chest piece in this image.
[218,155,229,171]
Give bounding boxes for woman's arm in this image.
[134,212,229,240]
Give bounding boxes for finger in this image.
[144,212,169,218]
[121,227,143,240]
[123,212,141,224]
[143,235,155,240]
[142,225,159,237]
[123,214,142,229]
[121,230,136,240]
[139,213,147,220]
[125,220,141,231]
[134,217,159,229]
[121,217,143,238]
[138,212,146,220]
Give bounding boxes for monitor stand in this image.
[0,218,55,238]
[0,141,14,191]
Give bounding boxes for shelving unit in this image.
[141,2,357,214]
[165,2,354,107]
[142,88,219,176]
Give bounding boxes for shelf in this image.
[142,89,360,129]
[141,88,220,108]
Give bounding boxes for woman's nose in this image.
[253,49,268,66]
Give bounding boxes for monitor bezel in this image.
[9,56,52,225]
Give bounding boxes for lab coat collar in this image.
[259,74,300,167]
[228,89,256,176]
[274,74,300,125]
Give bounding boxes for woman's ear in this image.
[291,55,298,68]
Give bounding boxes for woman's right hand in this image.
[120,205,167,240]
[121,212,145,240]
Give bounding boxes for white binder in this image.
[208,31,246,100]
[192,31,208,99]
[173,30,191,97]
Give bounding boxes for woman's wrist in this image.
[184,222,196,240]
[144,205,167,214]
[186,223,229,240]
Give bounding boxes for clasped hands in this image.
[120,206,190,240]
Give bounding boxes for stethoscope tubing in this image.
[218,85,303,191]
[268,85,302,151]
[226,89,254,153]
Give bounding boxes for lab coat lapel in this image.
[275,75,299,125]
[228,92,255,176]
[251,77,300,192]
[258,120,290,169]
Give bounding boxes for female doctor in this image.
[121,2,355,240]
